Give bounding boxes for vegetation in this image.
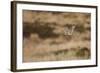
[23,10,91,62]
[23,22,59,39]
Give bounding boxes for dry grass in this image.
[23,10,91,62]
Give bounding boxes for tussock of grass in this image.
[76,47,90,58]
[75,25,86,33]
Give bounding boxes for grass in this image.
[24,47,90,62]
[76,47,90,59]
[23,11,91,62]
[75,25,86,33]
[23,22,59,39]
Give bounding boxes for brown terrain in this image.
[23,10,91,62]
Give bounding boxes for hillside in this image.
[23,10,91,62]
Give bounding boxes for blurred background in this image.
[23,10,91,62]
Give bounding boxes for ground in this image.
[23,10,91,62]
